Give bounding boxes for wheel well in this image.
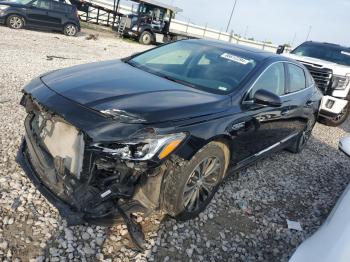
[63,22,78,27]
[177,134,232,162]
[207,135,231,151]
[141,29,153,36]
[211,137,231,173]
[6,13,26,22]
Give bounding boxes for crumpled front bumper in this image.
[16,137,145,226]
[16,138,86,224]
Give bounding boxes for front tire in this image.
[6,14,25,29]
[161,141,229,220]
[63,23,78,36]
[139,31,153,45]
[319,103,350,127]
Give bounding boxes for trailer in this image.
[117,0,187,44]
[68,0,279,51]
[69,0,123,27]
[69,0,189,44]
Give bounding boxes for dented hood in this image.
[40,60,230,123]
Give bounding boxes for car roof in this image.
[185,38,289,62]
[131,0,182,13]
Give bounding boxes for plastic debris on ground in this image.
[286,219,303,231]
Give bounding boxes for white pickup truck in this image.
[279,41,350,126]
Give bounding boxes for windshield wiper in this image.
[124,60,138,68]
[160,74,197,88]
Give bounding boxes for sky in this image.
[154,0,350,48]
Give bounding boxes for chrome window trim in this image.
[284,61,313,94]
[280,85,312,97]
[242,60,313,104]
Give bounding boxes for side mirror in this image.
[253,89,282,107]
[276,45,285,54]
[339,137,350,157]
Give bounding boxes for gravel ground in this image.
[0,25,350,262]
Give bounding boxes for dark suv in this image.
[0,0,80,36]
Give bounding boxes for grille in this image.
[298,61,333,93]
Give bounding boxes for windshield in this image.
[292,43,350,67]
[128,41,258,94]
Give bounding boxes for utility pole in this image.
[226,0,238,32]
[291,32,296,47]
[306,26,312,41]
[244,25,249,39]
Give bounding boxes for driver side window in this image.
[248,63,285,100]
[31,0,50,9]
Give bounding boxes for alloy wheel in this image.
[183,157,221,212]
[65,25,77,36]
[9,16,23,29]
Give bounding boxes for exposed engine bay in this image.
[16,94,172,249]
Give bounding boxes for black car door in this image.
[47,1,68,29]
[25,0,51,27]
[283,62,316,132]
[230,62,298,165]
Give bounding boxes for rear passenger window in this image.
[52,1,64,11]
[248,63,285,100]
[287,64,306,93]
[34,0,50,9]
[51,0,72,12]
[305,69,315,87]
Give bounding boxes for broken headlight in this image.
[332,75,350,90]
[92,131,186,161]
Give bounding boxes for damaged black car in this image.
[17,39,322,248]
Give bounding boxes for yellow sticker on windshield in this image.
[221,53,250,65]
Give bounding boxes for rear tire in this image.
[319,103,350,127]
[287,115,316,153]
[139,31,153,45]
[63,23,78,36]
[161,141,229,220]
[6,14,25,29]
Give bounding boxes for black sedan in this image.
[17,39,322,248]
